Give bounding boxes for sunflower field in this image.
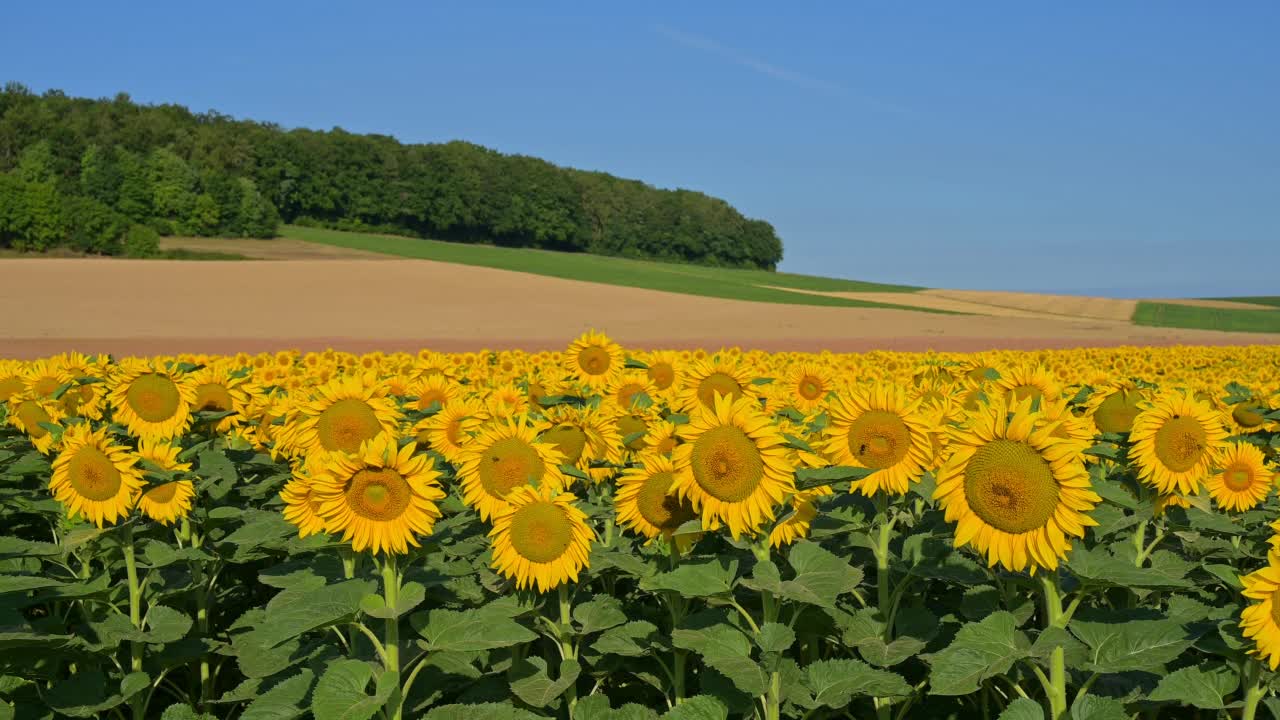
[1,334,1279,720]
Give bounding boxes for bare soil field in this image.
[2,258,1277,359]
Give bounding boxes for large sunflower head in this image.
[416,397,485,464]
[563,330,624,391]
[0,360,25,403]
[934,397,1099,573]
[1084,380,1145,435]
[406,374,460,413]
[670,393,796,539]
[615,452,698,542]
[537,404,624,483]
[1204,442,1275,513]
[602,370,658,414]
[996,364,1063,406]
[676,358,759,413]
[821,383,934,497]
[280,373,403,458]
[490,483,594,593]
[309,435,446,554]
[1241,562,1280,670]
[281,472,329,539]
[457,416,567,522]
[5,392,65,455]
[107,360,198,440]
[49,424,145,527]
[778,362,835,414]
[1129,389,1229,496]
[188,363,254,434]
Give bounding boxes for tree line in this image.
[0,83,784,268]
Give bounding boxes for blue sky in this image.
[5,2,1277,297]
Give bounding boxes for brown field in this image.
[2,255,1278,359]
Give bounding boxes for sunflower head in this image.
[564,330,624,391]
[458,417,567,522]
[1129,389,1229,495]
[1241,563,1280,670]
[616,453,698,542]
[490,483,594,593]
[49,424,145,527]
[822,383,933,496]
[1205,442,1275,512]
[107,361,198,440]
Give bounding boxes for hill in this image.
[0,83,782,268]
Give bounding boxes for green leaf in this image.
[45,671,124,718]
[1070,694,1130,720]
[120,671,151,700]
[1070,619,1197,674]
[313,659,394,720]
[998,698,1045,720]
[856,635,927,667]
[509,657,581,708]
[661,696,730,720]
[803,658,911,707]
[1147,665,1238,710]
[254,579,375,649]
[795,466,872,490]
[0,575,66,593]
[147,605,193,643]
[360,581,425,619]
[756,623,795,653]
[159,704,219,720]
[591,621,659,657]
[415,606,538,653]
[640,558,737,597]
[240,670,314,720]
[779,541,863,608]
[1203,564,1245,590]
[927,612,1031,696]
[1067,545,1192,589]
[422,704,544,720]
[672,623,768,696]
[573,595,628,635]
[574,695,659,720]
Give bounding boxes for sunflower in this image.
[1241,562,1280,670]
[1083,380,1145,435]
[135,437,196,525]
[189,363,254,434]
[603,370,658,413]
[457,416,568,522]
[309,435,445,554]
[1230,398,1273,434]
[0,360,24,403]
[641,350,682,395]
[490,483,594,592]
[281,473,329,538]
[643,419,682,457]
[280,373,402,457]
[676,358,758,412]
[406,374,460,412]
[1153,492,1194,517]
[1129,389,1229,495]
[778,362,835,414]
[49,424,145,527]
[769,487,832,549]
[1204,442,1275,512]
[563,330,624,391]
[107,360,198,439]
[671,393,795,539]
[538,404,624,483]
[6,392,65,455]
[615,453,698,542]
[822,383,934,496]
[485,382,530,418]
[934,397,1099,573]
[415,397,485,464]
[996,364,1062,406]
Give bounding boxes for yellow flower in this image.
[822,383,934,496]
[490,483,594,592]
[1129,389,1229,495]
[107,360,198,439]
[563,330,624,392]
[1241,562,1280,669]
[49,424,145,527]
[279,373,402,457]
[615,452,698,542]
[1204,442,1275,512]
[135,437,196,525]
[457,416,567,522]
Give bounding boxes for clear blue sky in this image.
[5,2,1277,297]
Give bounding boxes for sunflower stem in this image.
[1038,572,1069,720]
[667,540,687,705]
[558,584,578,719]
[752,535,782,720]
[1132,519,1147,567]
[1241,660,1266,720]
[382,555,403,720]
[122,525,145,720]
[873,492,897,720]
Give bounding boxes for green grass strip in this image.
[1132,301,1280,333]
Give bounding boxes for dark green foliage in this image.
[0,83,783,267]
[123,224,160,258]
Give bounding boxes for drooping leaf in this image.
[312,659,394,720]
[927,612,1031,696]
[803,658,911,707]
[1147,665,1238,710]
[997,698,1045,720]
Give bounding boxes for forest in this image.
[0,83,783,268]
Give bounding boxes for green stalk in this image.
[1038,573,1069,720]
[753,535,781,720]
[382,555,402,720]
[1241,660,1266,720]
[873,493,897,720]
[1131,519,1147,567]
[667,539,687,705]
[558,584,578,719]
[121,525,145,720]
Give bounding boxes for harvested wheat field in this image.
[2,256,1277,358]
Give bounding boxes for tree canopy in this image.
[0,83,784,268]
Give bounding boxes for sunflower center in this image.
[345,468,411,522]
[16,401,52,438]
[480,437,546,499]
[316,398,382,454]
[696,373,743,409]
[194,383,234,413]
[0,376,22,402]
[1094,390,1141,433]
[577,347,612,376]
[616,415,648,451]
[1222,463,1256,492]
[963,439,1059,534]
[144,482,179,504]
[797,377,824,401]
[68,446,123,502]
[543,424,588,465]
[61,384,94,416]
[1233,404,1267,429]
[617,383,646,409]
[445,418,463,446]
[846,411,911,469]
[1153,416,1207,473]
[637,470,695,531]
[690,425,763,502]
[648,362,675,390]
[33,376,61,397]
[509,501,573,563]
[126,374,182,423]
